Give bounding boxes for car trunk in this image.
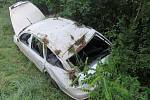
[9,1,45,35]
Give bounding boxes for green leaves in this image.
[82,61,148,100]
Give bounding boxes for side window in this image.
[46,47,63,68]
[31,36,44,58]
[19,33,31,45]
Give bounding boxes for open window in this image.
[31,36,44,58]
[19,33,31,45]
[46,47,63,68]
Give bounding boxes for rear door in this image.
[29,36,45,72]
[9,1,45,35]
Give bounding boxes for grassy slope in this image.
[0,1,71,100]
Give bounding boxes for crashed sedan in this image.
[9,1,111,100]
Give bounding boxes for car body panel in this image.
[28,47,45,72]
[45,63,88,100]
[9,1,45,35]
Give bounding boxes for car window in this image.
[19,33,31,45]
[31,36,44,58]
[68,35,110,71]
[46,47,63,68]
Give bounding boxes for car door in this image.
[44,47,71,87]
[17,33,32,59]
[29,35,45,72]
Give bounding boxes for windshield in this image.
[68,35,110,71]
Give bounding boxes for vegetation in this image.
[0,0,150,100]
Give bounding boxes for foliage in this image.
[83,0,150,99]
[31,0,141,32]
[83,62,148,100]
[110,18,150,86]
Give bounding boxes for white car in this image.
[9,1,111,100]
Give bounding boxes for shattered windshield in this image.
[68,35,110,71]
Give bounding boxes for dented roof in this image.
[25,17,96,59]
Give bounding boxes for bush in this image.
[109,13,150,86]
[30,0,140,32]
[82,62,148,100]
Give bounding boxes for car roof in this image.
[25,17,95,59]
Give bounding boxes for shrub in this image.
[83,63,148,100]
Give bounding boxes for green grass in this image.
[0,1,71,100]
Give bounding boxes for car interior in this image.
[46,47,63,68]
[31,36,44,58]
[19,33,31,45]
[68,36,110,71]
